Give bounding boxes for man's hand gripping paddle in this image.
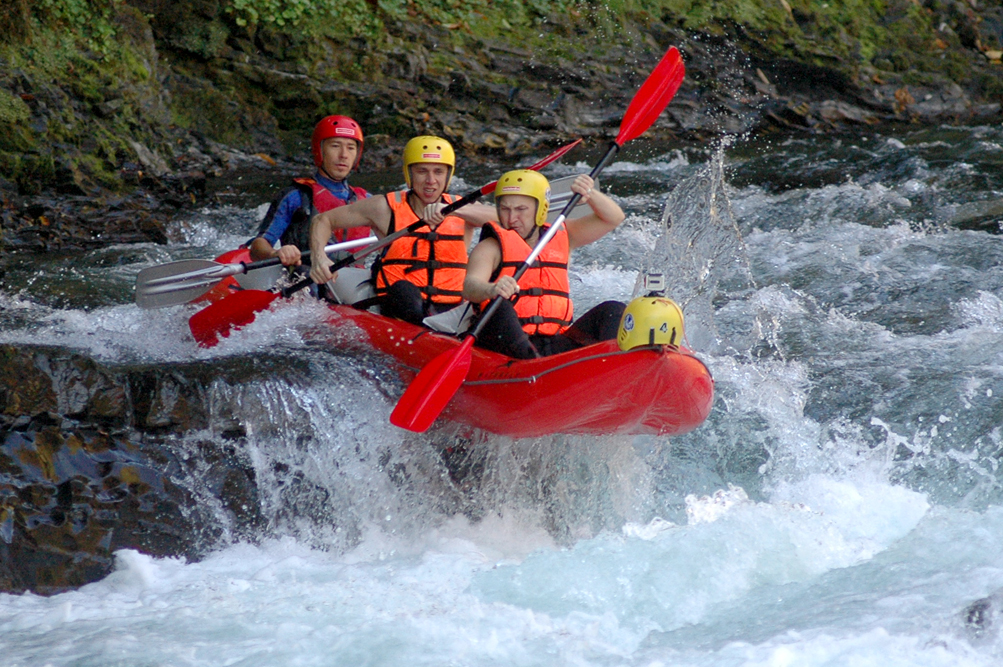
[390,46,685,432]
[134,236,377,309]
[188,139,583,347]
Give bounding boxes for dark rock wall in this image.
[0,345,264,594]
[2,2,1003,252]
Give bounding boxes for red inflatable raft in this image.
[184,247,714,438]
[323,304,714,438]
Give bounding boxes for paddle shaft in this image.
[389,46,684,432]
[283,142,583,298]
[281,209,460,298]
[135,237,377,308]
[470,142,621,339]
[139,236,376,291]
[232,235,377,274]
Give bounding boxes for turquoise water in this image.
[3,126,1003,665]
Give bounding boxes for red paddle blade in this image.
[476,138,583,196]
[616,46,685,146]
[189,289,279,347]
[390,336,475,432]
[525,138,583,171]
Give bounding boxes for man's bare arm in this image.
[309,196,392,284]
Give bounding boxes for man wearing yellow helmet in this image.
[460,170,627,358]
[308,136,492,324]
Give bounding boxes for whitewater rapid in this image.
[3,127,1003,665]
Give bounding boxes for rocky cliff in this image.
[1,0,1002,251]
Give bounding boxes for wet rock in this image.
[949,198,1003,233]
[0,425,207,594]
[0,345,273,594]
[907,86,971,120]
[962,590,1003,643]
[815,100,880,125]
[127,140,171,177]
[964,597,993,635]
[3,4,1003,254]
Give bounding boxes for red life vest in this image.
[373,190,468,305]
[293,177,371,243]
[483,222,573,335]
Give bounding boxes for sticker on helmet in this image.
[421,152,442,159]
[660,322,668,333]
[623,313,634,331]
[501,186,522,192]
[334,127,356,136]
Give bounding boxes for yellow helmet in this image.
[494,169,551,226]
[403,136,455,189]
[617,296,685,351]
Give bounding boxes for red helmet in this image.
[311,115,364,169]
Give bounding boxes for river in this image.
[2,124,1003,665]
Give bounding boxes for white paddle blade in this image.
[135,260,239,309]
[546,175,599,224]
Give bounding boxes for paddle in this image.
[187,139,584,347]
[280,138,583,298]
[189,226,418,347]
[135,236,376,309]
[390,45,685,432]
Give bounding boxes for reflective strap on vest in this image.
[515,287,570,299]
[373,190,466,305]
[519,314,574,327]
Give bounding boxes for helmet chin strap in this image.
[407,189,439,213]
[318,139,361,181]
[319,165,347,182]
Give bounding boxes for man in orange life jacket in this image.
[249,115,371,267]
[460,169,627,359]
[308,135,493,324]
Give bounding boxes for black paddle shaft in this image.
[469,142,622,339]
[281,189,491,298]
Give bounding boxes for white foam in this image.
[0,493,995,666]
[473,478,930,635]
[721,627,993,667]
[769,476,930,555]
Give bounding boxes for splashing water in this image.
[5,128,1003,665]
[635,139,757,354]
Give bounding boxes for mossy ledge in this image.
[1,0,1002,251]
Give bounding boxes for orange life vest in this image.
[483,222,573,335]
[373,190,468,305]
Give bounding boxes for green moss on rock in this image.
[1,153,57,195]
[0,87,31,124]
[1,0,1002,199]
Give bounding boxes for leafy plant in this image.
[35,0,121,53]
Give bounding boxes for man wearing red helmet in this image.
[249,115,371,267]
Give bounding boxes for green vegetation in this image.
[0,0,996,196]
[0,88,31,126]
[0,0,960,65]
[0,5,170,193]
[30,0,121,53]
